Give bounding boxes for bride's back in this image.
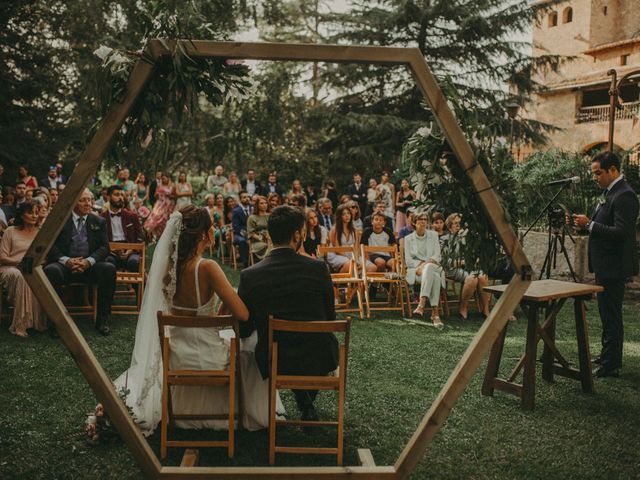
[169,205,218,312]
[172,257,217,310]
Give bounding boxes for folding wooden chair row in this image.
[157,312,240,460]
[360,244,409,318]
[317,245,364,319]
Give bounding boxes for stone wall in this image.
[518,228,640,295]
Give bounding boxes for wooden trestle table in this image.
[481,279,603,410]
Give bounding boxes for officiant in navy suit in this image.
[573,151,639,378]
[237,205,338,421]
[44,188,116,335]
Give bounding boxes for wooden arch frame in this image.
[21,41,532,479]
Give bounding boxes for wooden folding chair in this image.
[360,244,407,317]
[64,283,98,323]
[398,238,449,318]
[268,316,351,466]
[157,312,240,459]
[110,242,146,315]
[317,245,364,319]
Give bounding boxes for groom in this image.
[238,205,338,421]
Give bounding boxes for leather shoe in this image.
[301,405,318,422]
[95,316,111,336]
[592,365,619,378]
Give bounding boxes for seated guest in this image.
[0,202,46,336]
[247,195,270,262]
[317,197,334,230]
[431,211,446,238]
[347,201,363,230]
[232,191,252,266]
[361,212,396,272]
[14,182,27,207]
[49,187,59,207]
[301,208,328,258]
[362,201,393,231]
[398,209,415,240]
[100,185,143,273]
[290,193,307,208]
[238,205,338,421]
[266,192,281,213]
[327,204,376,274]
[44,189,116,335]
[1,188,16,224]
[32,190,51,227]
[404,213,445,327]
[440,213,491,320]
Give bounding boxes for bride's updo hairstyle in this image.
[177,205,212,277]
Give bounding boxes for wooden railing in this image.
[576,101,640,124]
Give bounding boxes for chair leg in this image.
[228,377,235,459]
[363,282,372,318]
[161,382,169,460]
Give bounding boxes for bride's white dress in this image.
[113,211,283,436]
[169,258,282,430]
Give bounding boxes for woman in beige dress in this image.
[0,202,46,336]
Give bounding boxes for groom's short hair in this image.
[268,205,305,245]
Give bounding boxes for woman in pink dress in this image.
[0,202,46,336]
[145,172,175,240]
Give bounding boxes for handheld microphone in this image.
[547,176,580,187]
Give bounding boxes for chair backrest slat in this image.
[270,318,350,334]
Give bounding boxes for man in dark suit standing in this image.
[573,151,639,378]
[100,185,143,272]
[264,171,284,198]
[40,166,63,190]
[44,188,116,335]
[232,190,252,266]
[238,205,338,421]
[240,168,263,197]
[346,172,367,215]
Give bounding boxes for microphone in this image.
[547,176,580,187]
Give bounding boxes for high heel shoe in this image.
[431,316,444,328]
[413,305,426,316]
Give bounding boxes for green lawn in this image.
[1,261,639,479]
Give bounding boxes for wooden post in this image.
[408,53,531,277]
[25,268,161,477]
[22,57,155,267]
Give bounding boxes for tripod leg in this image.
[558,234,578,282]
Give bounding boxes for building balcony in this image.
[576,101,640,124]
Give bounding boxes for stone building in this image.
[520,0,639,158]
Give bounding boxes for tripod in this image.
[521,181,578,282]
[539,214,577,281]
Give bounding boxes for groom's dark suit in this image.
[237,247,338,381]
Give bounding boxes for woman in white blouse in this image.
[403,213,445,327]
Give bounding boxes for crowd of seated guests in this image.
[1,159,495,337]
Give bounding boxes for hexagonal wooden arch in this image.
[22,41,532,479]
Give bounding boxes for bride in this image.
[114,205,283,435]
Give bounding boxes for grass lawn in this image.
[1,258,639,479]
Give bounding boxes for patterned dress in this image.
[145,184,174,239]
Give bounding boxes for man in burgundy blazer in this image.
[100,185,143,272]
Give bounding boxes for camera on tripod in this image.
[548,205,566,230]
